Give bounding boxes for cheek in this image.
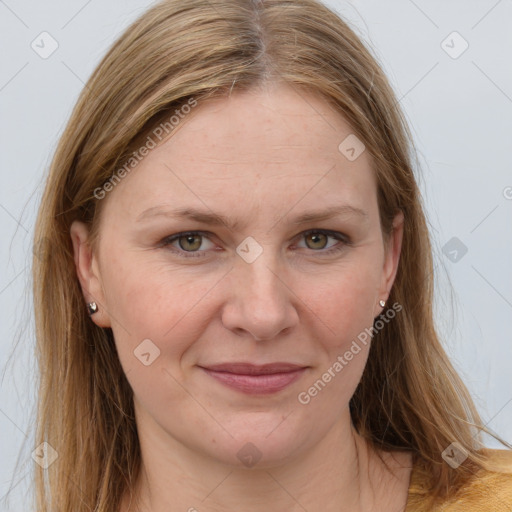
[101,264,211,416]
[304,257,381,350]
[100,250,223,370]
[295,265,377,414]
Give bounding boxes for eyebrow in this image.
[136,204,368,230]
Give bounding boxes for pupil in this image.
[180,235,201,251]
[308,233,326,249]
[177,233,328,252]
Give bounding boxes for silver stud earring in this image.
[87,302,98,315]
[379,300,386,308]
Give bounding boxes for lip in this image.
[199,362,308,395]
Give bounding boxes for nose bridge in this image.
[241,249,282,297]
[223,239,297,340]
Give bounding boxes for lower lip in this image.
[201,368,306,394]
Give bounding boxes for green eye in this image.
[161,231,214,258]
[160,229,351,259]
[177,233,203,251]
[297,229,350,254]
[304,232,329,250]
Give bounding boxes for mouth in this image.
[198,362,308,395]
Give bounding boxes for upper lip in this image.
[200,362,307,375]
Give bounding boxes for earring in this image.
[379,300,386,308]
[87,302,98,315]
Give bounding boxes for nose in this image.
[221,252,299,341]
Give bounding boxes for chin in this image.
[202,415,312,470]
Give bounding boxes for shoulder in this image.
[407,448,512,512]
[451,448,512,511]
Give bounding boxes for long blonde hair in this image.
[31,0,509,510]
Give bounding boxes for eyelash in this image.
[159,229,352,259]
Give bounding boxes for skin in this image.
[71,82,411,512]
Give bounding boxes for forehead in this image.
[166,84,366,170]
[102,84,378,226]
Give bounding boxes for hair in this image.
[31,0,510,510]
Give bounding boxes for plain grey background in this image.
[1,0,511,509]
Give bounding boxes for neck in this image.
[121,408,412,512]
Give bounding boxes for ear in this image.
[374,210,404,317]
[70,220,111,328]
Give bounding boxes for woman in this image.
[32,0,512,510]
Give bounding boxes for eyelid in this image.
[160,230,216,258]
[160,229,351,258]
[295,228,350,248]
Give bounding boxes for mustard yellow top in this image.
[405,449,512,511]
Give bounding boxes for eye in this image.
[160,231,216,258]
[294,229,350,255]
[159,229,351,259]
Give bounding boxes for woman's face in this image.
[71,83,403,468]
